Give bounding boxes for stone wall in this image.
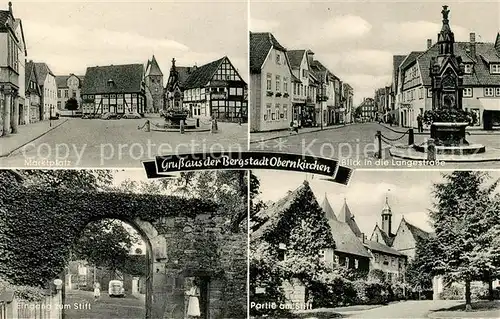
[149,214,247,319]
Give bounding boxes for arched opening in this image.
[63,217,157,319]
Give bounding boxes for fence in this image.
[0,289,62,319]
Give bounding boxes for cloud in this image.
[250,18,280,32]
[320,15,372,40]
[23,19,189,74]
[381,20,470,51]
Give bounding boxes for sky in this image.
[250,0,500,105]
[10,0,248,81]
[253,169,500,238]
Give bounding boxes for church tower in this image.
[381,195,392,236]
[145,55,164,112]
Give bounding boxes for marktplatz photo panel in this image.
[0,1,248,168]
[249,0,500,169]
[0,169,247,319]
[250,169,500,318]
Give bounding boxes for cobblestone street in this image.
[0,117,247,168]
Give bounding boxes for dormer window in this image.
[107,79,115,88]
[278,243,287,261]
[276,52,281,65]
[464,64,473,74]
[490,64,500,74]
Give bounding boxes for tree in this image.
[65,97,79,116]
[354,106,363,119]
[429,171,500,310]
[250,171,267,231]
[406,236,442,298]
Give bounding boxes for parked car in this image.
[122,112,142,119]
[108,280,125,298]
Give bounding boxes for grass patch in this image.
[430,300,500,318]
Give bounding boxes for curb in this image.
[250,123,355,144]
[0,119,69,158]
[378,122,500,136]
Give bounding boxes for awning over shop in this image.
[479,99,500,111]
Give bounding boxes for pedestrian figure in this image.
[293,119,299,134]
[93,282,101,302]
[417,114,423,133]
[186,280,201,318]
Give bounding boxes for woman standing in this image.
[93,282,101,302]
[186,279,201,318]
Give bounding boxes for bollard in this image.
[180,120,185,134]
[408,128,414,145]
[214,118,219,131]
[145,120,150,132]
[427,138,436,161]
[196,118,200,128]
[376,130,382,159]
[211,119,216,134]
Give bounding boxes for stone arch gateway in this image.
[0,182,247,318]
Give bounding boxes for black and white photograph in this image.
[250,169,500,318]
[0,169,248,319]
[0,1,248,168]
[249,0,500,168]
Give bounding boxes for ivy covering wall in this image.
[0,184,217,287]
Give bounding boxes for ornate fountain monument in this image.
[389,5,498,162]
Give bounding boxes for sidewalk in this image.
[0,119,69,157]
[250,123,354,143]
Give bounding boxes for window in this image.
[266,74,272,91]
[64,90,68,98]
[302,69,307,78]
[274,103,280,120]
[229,87,236,95]
[318,250,325,263]
[334,255,339,264]
[490,64,500,74]
[276,75,280,92]
[236,87,243,96]
[345,257,350,268]
[485,87,494,97]
[427,88,433,98]
[354,259,359,269]
[57,101,61,109]
[265,103,271,121]
[464,64,473,74]
[496,87,500,97]
[57,90,61,98]
[278,243,286,261]
[283,78,288,93]
[463,88,473,97]
[276,52,281,65]
[283,104,288,120]
[72,91,77,98]
[419,87,424,99]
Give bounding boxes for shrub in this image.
[423,109,476,125]
[471,285,490,300]
[439,285,463,300]
[353,280,390,305]
[309,271,357,308]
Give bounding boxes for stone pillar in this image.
[2,90,12,136]
[433,275,443,300]
[11,93,19,134]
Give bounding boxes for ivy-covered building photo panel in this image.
[249,170,500,318]
[0,169,248,319]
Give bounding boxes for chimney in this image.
[306,50,315,66]
[361,233,366,243]
[470,32,476,57]
[427,39,432,49]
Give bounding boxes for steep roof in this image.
[287,50,305,69]
[364,240,402,257]
[400,51,425,70]
[250,32,287,74]
[393,54,407,88]
[33,63,55,86]
[181,57,225,89]
[146,55,163,76]
[371,224,395,246]
[321,195,337,221]
[337,200,363,237]
[25,61,40,95]
[403,218,431,241]
[416,42,500,86]
[328,219,371,258]
[251,182,307,241]
[81,64,144,94]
